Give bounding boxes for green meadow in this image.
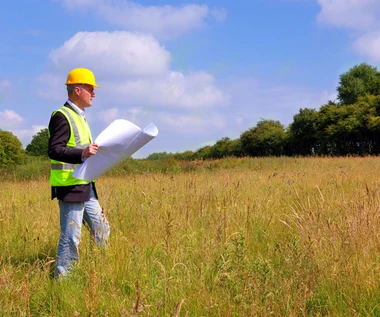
[0,157,379,316]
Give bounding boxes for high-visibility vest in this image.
[50,106,92,186]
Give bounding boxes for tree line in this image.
[147,63,380,160]
[2,63,380,167]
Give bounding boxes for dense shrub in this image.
[0,130,25,168]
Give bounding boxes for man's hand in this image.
[82,143,99,159]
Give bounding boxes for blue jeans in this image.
[55,184,110,277]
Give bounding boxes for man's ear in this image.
[74,86,81,96]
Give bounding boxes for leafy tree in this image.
[0,130,25,167]
[195,145,213,160]
[208,137,233,159]
[174,150,196,160]
[337,63,380,105]
[310,95,380,155]
[226,138,244,157]
[195,137,243,159]
[240,119,286,156]
[314,101,346,155]
[327,95,380,155]
[321,103,361,155]
[146,151,174,160]
[287,108,319,155]
[26,128,49,156]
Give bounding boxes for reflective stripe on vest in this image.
[51,163,78,170]
[61,107,82,145]
[50,106,92,186]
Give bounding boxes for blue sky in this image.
[1,0,380,157]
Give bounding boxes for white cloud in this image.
[222,77,338,129]
[15,126,47,148]
[94,107,145,127]
[59,0,225,39]
[40,30,228,129]
[0,110,24,130]
[353,31,380,62]
[157,110,225,133]
[49,31,170,77]
[31,125,47,136]
[0,110,48,147]
[100,2,208,39]
[317,0,380,30]
[107,71,228,109]
[96,108,120,124]
[317,1,380,68]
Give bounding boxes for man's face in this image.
[75,84,95,109]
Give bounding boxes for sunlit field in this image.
[0,157,379,316]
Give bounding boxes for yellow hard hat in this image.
[65,68,100,88]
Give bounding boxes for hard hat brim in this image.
[65,82,101,88]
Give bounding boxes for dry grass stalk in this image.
[170,299,185,317]
[22,277,31,317]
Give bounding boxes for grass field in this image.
[0,157,379,316]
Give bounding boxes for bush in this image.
[0,130,25,168]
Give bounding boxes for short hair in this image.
[67,84,76,95]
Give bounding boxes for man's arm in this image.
[48,112,83,164]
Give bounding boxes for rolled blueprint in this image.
[73,119,158,181]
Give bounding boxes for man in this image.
[48,67,110,278]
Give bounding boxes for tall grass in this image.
[0,157,379,316]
